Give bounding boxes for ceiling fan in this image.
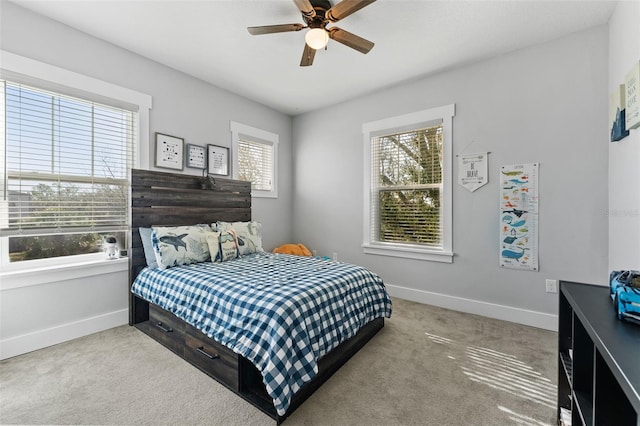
[247,0,376,67]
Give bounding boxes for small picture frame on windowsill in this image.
[155,133,184,171]
[207,144,229,176]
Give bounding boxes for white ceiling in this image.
[10,0,616,116]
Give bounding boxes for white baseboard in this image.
[386,284,558,331]
[0,288,556,360]
[0,309,128,360]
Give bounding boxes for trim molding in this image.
[386,283,558,331]
[0,285,557,360]
[1,257,128,290]
[362,104,455,261]
[0,49,151,170]
[0,309,128,360]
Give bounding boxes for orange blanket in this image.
[272,243,312,257]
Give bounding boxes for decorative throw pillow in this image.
[204,231,222,263]
[151,225,212,269]
[219,229,239,262]
[139,227,158,268]
[216,221,263,256]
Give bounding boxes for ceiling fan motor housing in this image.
[304,0,331,28]
[310,0,332,12]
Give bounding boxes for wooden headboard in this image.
[129,168,251,325]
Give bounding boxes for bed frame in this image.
[129,169,384,423]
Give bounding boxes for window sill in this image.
[362,243,453,263]
[251,191,278,199]
[0,257,128,291]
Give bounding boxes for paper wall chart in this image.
[499,163,539,271]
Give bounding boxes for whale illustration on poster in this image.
[499,163,539,271]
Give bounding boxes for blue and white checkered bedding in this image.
[131,252,392,416]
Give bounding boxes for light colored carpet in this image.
[0,298,558,425]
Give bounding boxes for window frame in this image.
[0,50,152,273]
[362,104,455,263]
[230,121,278,199]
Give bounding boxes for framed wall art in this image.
[155,133,184,170]
[186,144,206,169]
[625,61,640,130]
[207,144,229,176]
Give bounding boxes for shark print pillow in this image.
[151,225,212,269]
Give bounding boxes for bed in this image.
[128,169,392,423]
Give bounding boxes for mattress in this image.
[131,252,392,415]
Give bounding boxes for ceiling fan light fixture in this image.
[305,28,329,50]
[248,0,377,66]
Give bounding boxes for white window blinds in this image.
[1,80,135,237]
[370,122,444,248]
[237,138,274,192]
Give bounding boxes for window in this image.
[230,121,278,198]
[363,104,455,263]
[0,50,151,271]
[1,81,134,263]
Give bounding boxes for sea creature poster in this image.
[499,163,539,271]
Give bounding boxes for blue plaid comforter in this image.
[131,252,392,416]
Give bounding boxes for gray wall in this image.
[608,1,640,270]
[0,1,614,352]
[0,2,293,358]
[292,25,609,324]
[0,1,294,250]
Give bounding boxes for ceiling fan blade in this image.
[300,43,316,67]
[328,27,374,54]
[247,23,304,35]
[293,0,316,19]
[326,0,376,22]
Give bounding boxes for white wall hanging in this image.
[457,152,489,192]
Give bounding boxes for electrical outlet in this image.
[332,252,338,261]
[545,279,558,293]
